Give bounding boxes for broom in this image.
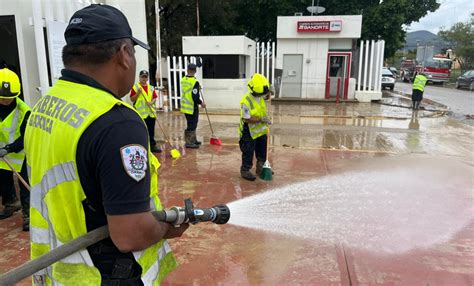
[260,93,273,181]
[199,90,222,146]
[1,157,31,191]
[138,89,181,159]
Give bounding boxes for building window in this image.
[197,55,246,79]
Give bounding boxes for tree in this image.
[146,0,439,59]
[438,19,474,72]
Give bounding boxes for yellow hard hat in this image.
[0,68,21,99]
[248,73,270,96]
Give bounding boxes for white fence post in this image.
[271,41,276,85]
[256,42,260,74]
[368,40,375,91]
[363,40,369,91]
[357,40,363,91]
[266,41,270,81]
[166,56,173,111]
[374,41,381,92]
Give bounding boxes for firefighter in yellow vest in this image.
[412,72,428,110]
[0,68,31,231]
[180,63,205,148]
[239,74,272,181]
[24,5,188,285]
[130,70,161,153]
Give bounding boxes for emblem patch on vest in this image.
[120,145,148,182]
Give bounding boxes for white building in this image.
[276,15,362,101]
[0,0,149,107]
[182,36,256,109]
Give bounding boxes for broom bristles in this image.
[210,137,222,146]
[170,148,181,159]
[260,166,273,181]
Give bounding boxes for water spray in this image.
[153,198,230,227]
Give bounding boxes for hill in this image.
[403,30,447,53]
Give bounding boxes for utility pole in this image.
[196,0,200,36]
[155,0,163,94]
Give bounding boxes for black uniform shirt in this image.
[60,69,151,230]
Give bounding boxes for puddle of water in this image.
[227,156,473,254]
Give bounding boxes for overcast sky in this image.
[407,0,473,34]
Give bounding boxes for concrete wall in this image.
[202,79,247,109]
[276,38,329,99]
[1,0,41,106]
[183,36,256,78]
[276,15,362,99]
[0,0,149,107]
[182,36,256,108]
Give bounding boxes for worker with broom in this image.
[180,63,205,149]
[239,73,272,181]
[130,69,162,153]
[0,68,31,231]
[25,5,188,285]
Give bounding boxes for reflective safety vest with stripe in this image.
[25,80,177,286]
[239,92,268,139]
[180,76,197,115]
[413,74,427,92]
[133,83,157,119]
[0,97,30,172]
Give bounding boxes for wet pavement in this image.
[394,81,474,125]
[1,99,473,285]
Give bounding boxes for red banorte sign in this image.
[297,21,342,33]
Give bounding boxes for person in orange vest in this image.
[130,70,162,153]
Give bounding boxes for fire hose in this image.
[0,198,230,285]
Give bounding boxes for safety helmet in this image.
[0,68,21,99]
[248,73,270,96]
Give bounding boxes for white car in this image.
[381,68,396,91]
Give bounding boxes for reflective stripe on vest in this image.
[133,83,156,119]
[0,97,30,172]
[239,92,268,139]
[25,79,176,286]
[413,75,427,92]
[180,76,197,115]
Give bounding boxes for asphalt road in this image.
[394,81,474,124]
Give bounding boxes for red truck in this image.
[416,54,452,84]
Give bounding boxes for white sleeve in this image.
[241,104,251,119]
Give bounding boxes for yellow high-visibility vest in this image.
[133,83,157,119]
[239,92,268,139]
[25,79,176,286]
[413,74,428,92]
[180,76,197,115]
[0,97,30,172]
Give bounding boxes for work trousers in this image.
[239,124,267,172]
[144,116,156,146]
[0,160,29,216]
[185,111,199,131]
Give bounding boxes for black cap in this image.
[139,70,149,76]
[65,4,150,50]
[187,63,197,70]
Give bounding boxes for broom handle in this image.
[138,90,173,146]
[1,157,31,191]
[199,91,215,136]
[266,94,272,161]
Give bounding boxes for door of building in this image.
[325,52,351,100]
[0,15,23,99]
[281,54,303,98]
